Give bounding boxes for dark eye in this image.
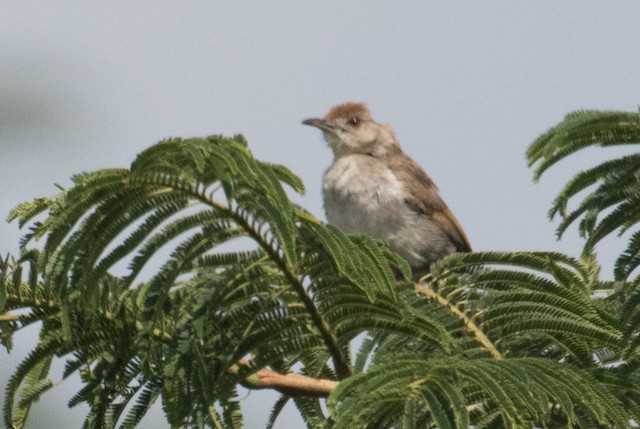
[348,117,360,127]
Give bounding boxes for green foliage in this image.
[1,111,640,428]
[329,356,628,429]
[527,109,640,280]
[0,135,425,428]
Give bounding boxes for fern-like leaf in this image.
[527,109,640,280]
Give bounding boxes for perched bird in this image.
[302,102,471,277]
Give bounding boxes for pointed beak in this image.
[302,118,335,133]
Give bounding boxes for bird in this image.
[302,102,471,277]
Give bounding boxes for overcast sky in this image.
[2,2,640,428]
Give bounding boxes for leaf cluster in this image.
[527,109,640,279]
[1,111,640,428]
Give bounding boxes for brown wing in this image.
[389,153,472,252]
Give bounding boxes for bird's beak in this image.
[302,118,335,133]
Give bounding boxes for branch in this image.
[0,313,22,322]
[230,360,339,397]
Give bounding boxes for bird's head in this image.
[303,102,400,158]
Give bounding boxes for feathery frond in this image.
[2,127,640,428]
[2,135,416,428]
[328,356,630,429]
[527,109,640,280]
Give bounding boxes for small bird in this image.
[302,102,471,277]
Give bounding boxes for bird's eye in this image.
[348,117,360,127]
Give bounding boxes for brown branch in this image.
[0,313,23,322]
[230,360,339,397]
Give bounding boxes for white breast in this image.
[322,155,455,268]
[323,155,405,231]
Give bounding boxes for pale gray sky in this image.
[2,2,639,428]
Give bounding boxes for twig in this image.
[230,360,339,397]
